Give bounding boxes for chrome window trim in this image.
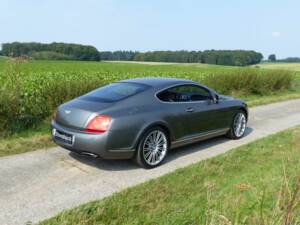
[154,83,215,104]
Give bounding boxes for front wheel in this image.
[227,110,247,139]
[134,127,169,168]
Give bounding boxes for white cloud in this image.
[271,31,281,38]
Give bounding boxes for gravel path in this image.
[1,99,300,225]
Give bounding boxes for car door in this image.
[156,86,199,140]
[177,84,227,136]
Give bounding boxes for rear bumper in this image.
[51,120,135,159]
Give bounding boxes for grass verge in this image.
[0,121,54,157]
[40,126,300,225]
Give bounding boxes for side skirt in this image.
[170,128,229,149]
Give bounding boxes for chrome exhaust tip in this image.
[80,152,99,158]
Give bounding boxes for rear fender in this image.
[133,121,174,149]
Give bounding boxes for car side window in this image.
[157,85,212,102]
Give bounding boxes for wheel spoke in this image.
[145,140,151,146]
[149,134,154,144]
[148,152,154,162]
[154,132,159,142]
[145,151,152,159]
[158,132,164,143]
[151,153,156,163]
[143,147,151,152]
[155,152,160,160]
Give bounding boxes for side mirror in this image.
[211,93,219,104]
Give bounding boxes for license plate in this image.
[53,129,74,145]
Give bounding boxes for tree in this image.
[268,54,276,62]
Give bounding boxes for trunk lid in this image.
[56,98,113,130]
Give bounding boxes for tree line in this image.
[94,50,263,66]
[0,42,263,66]
[1,42,100,61]
[268,54,300,63]
[133,50,263,66]
[279,57,300,62]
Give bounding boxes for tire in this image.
[227,110,247,139]
[134,127,169,169]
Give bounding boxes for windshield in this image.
[80,82,150,103]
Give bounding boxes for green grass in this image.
[0,121,54,157]
[0,59,299,157]
[40,126,300,225]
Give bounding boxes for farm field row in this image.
[0,59,299,157]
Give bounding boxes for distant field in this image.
[0,59,236,75]
[257,62,300,72]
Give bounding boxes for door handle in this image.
[185,107,194,112]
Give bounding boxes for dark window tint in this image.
[157,85,211,102]
[81,82,149,103]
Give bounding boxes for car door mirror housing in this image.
[211,93,219,104]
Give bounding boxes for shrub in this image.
[202,69,295,95]
[0,60,105,135]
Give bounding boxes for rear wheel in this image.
[135,127,169,168]
[227,110,247,139]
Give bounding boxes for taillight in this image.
[85,115,111,133]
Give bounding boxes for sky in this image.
[1,0,299,59]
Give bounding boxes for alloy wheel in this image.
[142,130,168,166]
[233,112,246,138]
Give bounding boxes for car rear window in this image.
[80,82,150,103]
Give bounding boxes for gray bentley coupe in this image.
[51,77,248,168]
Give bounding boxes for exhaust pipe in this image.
[80,151,99,158]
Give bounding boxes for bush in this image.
[202,69,294,95]
[0,59,105,135]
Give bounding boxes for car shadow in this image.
[69,127,253,171]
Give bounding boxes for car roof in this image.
[120,77,196,89]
